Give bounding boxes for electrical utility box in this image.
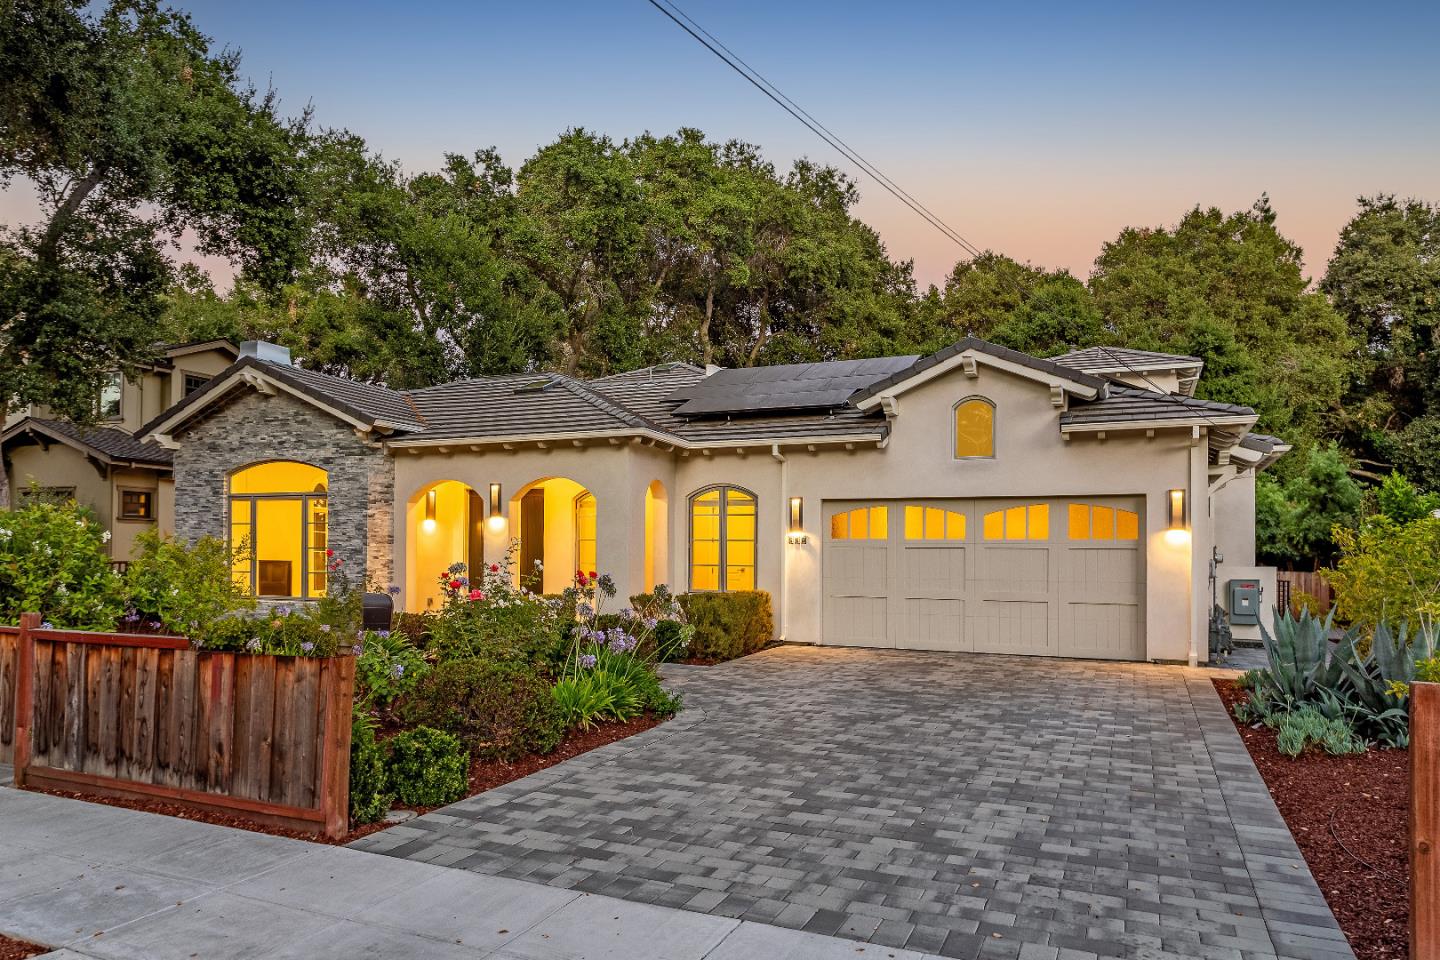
[1227,579,1262,626]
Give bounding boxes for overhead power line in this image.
[643,0,984,260]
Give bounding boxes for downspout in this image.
[772,443,787,643]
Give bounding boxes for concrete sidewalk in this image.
[0,786,942,960]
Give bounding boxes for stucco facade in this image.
[145,338,1280,663]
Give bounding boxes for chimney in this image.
[240,340,292,366]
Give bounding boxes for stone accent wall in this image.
[172,389,394,588]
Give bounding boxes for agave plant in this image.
[1256,607,1348,704]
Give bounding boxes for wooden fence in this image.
[1415,682,1438,960]
[6,613,354,838]
[1275,570,1334,616]
[0,625,17,764]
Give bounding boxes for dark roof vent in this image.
[513,377,557,394]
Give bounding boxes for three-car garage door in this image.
[822,497,1146,660]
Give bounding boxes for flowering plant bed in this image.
[1215,678,1409,960]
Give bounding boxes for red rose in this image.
[448,579,462,590]
[489,563,500,573]
[325,549,334,557]
[468,589,484,601]
[588,571,597,579]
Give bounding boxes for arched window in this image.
[574,492,598,575]
[1067,503,1140,541]
[982,503,1049,541]
[689,485,756,592]
[954,398,995,459]
[229,462,328,598]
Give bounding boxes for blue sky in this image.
[7,0,1440,287]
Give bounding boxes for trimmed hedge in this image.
[349,714,390,825]
[675,591,774,662]
[401,658,565,761]
[385,726,469,808]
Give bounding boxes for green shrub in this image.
[1330,515,1440,629]
[355,630,429,710]
[385,726,468,808]
[552,671,631,731]
[0,497,123,628]
[677,591,774,662]
[349,712,390,824]
[1419,658,1440,684]
[401,658,564,761]
[124,531,252,635]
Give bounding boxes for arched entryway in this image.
[510,477,597,594]
[405,480,485,612]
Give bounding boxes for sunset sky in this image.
[6,0,1439,289]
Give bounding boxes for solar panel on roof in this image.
[667,355,919,416]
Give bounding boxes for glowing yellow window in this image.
[833,506,887,540]
[984,504,1049,541]
[954,399,994,458]
[691,486,756,592]
[228,461,329,599]
[905,506,966,540]
[575,493,598,574]
[1068,504,1140,541]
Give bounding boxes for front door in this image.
[519,488,545,591]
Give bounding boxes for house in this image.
[2,341,239,561]
[137,337,1288,663]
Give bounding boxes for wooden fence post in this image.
[13,613,39,788]
[1415,681,1439,960]
[317,653,356,839]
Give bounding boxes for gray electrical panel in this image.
[1227,579,1261,626]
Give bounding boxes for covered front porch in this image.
[397,451,671,612]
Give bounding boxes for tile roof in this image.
[4,418,173,466]
[1051,346,1203,373]
[403,373,664,441]
[1060,385,1254,426]
[850,337,1109,406]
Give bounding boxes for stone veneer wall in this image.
[172,388,395,589]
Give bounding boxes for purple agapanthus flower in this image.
[352,642,364,656]
[377,629,391,638]
[319,624,332,633]
[391,663,406,679]
[387,585,402,595]
[579,653,597,669]
[301,641,315,654]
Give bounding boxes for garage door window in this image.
[904,505,966,540]
[982,503,1048,540]
[831,505,887,540]
[690,486,757,592]
[1067,503,1139,540]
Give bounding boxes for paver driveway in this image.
[353,647,1353,960]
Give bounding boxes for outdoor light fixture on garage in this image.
[422,489,437,533]
[1165,488,1189,546]
[488,483,504,530]
[787,497,807,544]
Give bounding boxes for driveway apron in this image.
[353,646,1353,960]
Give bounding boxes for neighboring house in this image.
[138,337,1288,664]
[2,341,239,561]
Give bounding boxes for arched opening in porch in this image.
[405,479,485,612]
[510,477,598,594]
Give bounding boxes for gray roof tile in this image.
[1060,385,1254,426]
[1052,346,1203,373]
[4,418,173,466]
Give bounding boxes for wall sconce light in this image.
[787,496,807,544]
[487,482,504,531]
[422,488,437,533]
[1164,488,1189,546]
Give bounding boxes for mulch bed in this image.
[26,713,664,847]
[0,935,49,960]
[1214,679,1410,960]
